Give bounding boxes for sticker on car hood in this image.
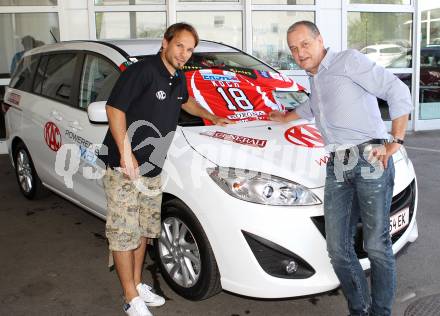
[284,124,324,148]
[200,131,267,148]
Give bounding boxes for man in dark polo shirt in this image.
[100,23,232,316]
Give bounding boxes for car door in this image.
[59,52,119,215]
[27,52,82,190]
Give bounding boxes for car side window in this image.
[9,55,39,92]
[79,54,119,110]
[32,55,49,95]
[40,53,78,104]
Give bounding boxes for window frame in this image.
[77,51,120,111]
[28,50,83,108]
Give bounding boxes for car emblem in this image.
[44,122,62,152]
[156,90,166,100]
[284,124,324,148]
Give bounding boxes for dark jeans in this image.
[324,153,396,316]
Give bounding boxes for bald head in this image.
[287,21,321,39]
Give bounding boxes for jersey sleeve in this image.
[106,61,150,112]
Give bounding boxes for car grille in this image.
[311,179,416,259]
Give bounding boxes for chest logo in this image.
[156,90,166,100]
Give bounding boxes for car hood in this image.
[181,120,328,189]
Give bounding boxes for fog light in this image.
[284,260,298,274]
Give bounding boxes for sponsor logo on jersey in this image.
[200,131,267,148]
[201,74,239,83]
[284,124,324,148]
[258,70,271,79]
[227,111,266,120]
[44,122,62,152]
[156,90,166,100]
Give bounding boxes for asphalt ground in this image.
[0,130,439,316]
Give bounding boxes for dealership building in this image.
[1,0,439,152]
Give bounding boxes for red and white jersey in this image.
[184,68,305,125]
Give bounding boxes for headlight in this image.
[207,167,321,206]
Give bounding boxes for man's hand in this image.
[120,152,139,180]
[369,143,401,169]
[211,116,235,126]
[269,110,287,122]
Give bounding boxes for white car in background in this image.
[2,39,419,300]
[360,43,406,67]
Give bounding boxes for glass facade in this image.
[349,0,410,4]
[95,0,164,5]
[177,11,242,49]
[0,12,59,77]
[95,11,166,39]
[348,12,412,68]
[1,0,440,131]
[253,0,314,4]
[0,0,57,5]
[420,2,440,120]
[252,11,314,70]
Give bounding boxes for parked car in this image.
[2,39,418,300]
[360,43,407,67]
[389,45,440,105]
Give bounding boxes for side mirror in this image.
[87,101,108,123]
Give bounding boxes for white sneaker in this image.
[123,296,153,316]
[136,283,166,307]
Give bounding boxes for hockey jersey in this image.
[183,67,305,125]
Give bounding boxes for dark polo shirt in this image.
[99,53,189,177]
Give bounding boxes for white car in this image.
[2,39,418,300]
[360,44,406,67]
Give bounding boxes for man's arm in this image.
[269,97,313,123]
[269,110,301,122]
[106,105,139,179]
[344,50,412,168]
[181,97,234,126]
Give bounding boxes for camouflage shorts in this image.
[102,168,162,252]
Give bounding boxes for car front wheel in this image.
[155,199,221,300]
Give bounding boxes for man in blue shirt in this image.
[270,21,412,316]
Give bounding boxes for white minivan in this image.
[2,39,419,300]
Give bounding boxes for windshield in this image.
[184,52,273,72]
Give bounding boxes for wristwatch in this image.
[390,135,405,145]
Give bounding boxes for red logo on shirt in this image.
[284,124,324,148]
[44,122,62,152]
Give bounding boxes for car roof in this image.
[24,39,239,59]
[107,39,239,56]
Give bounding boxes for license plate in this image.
[389,207,410,236]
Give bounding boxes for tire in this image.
[155,199,221,301]
[13,142,49,200]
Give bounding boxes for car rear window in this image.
[9,54,39,92]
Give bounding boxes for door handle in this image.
[50,110,63,121]
[69,120,83,131]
